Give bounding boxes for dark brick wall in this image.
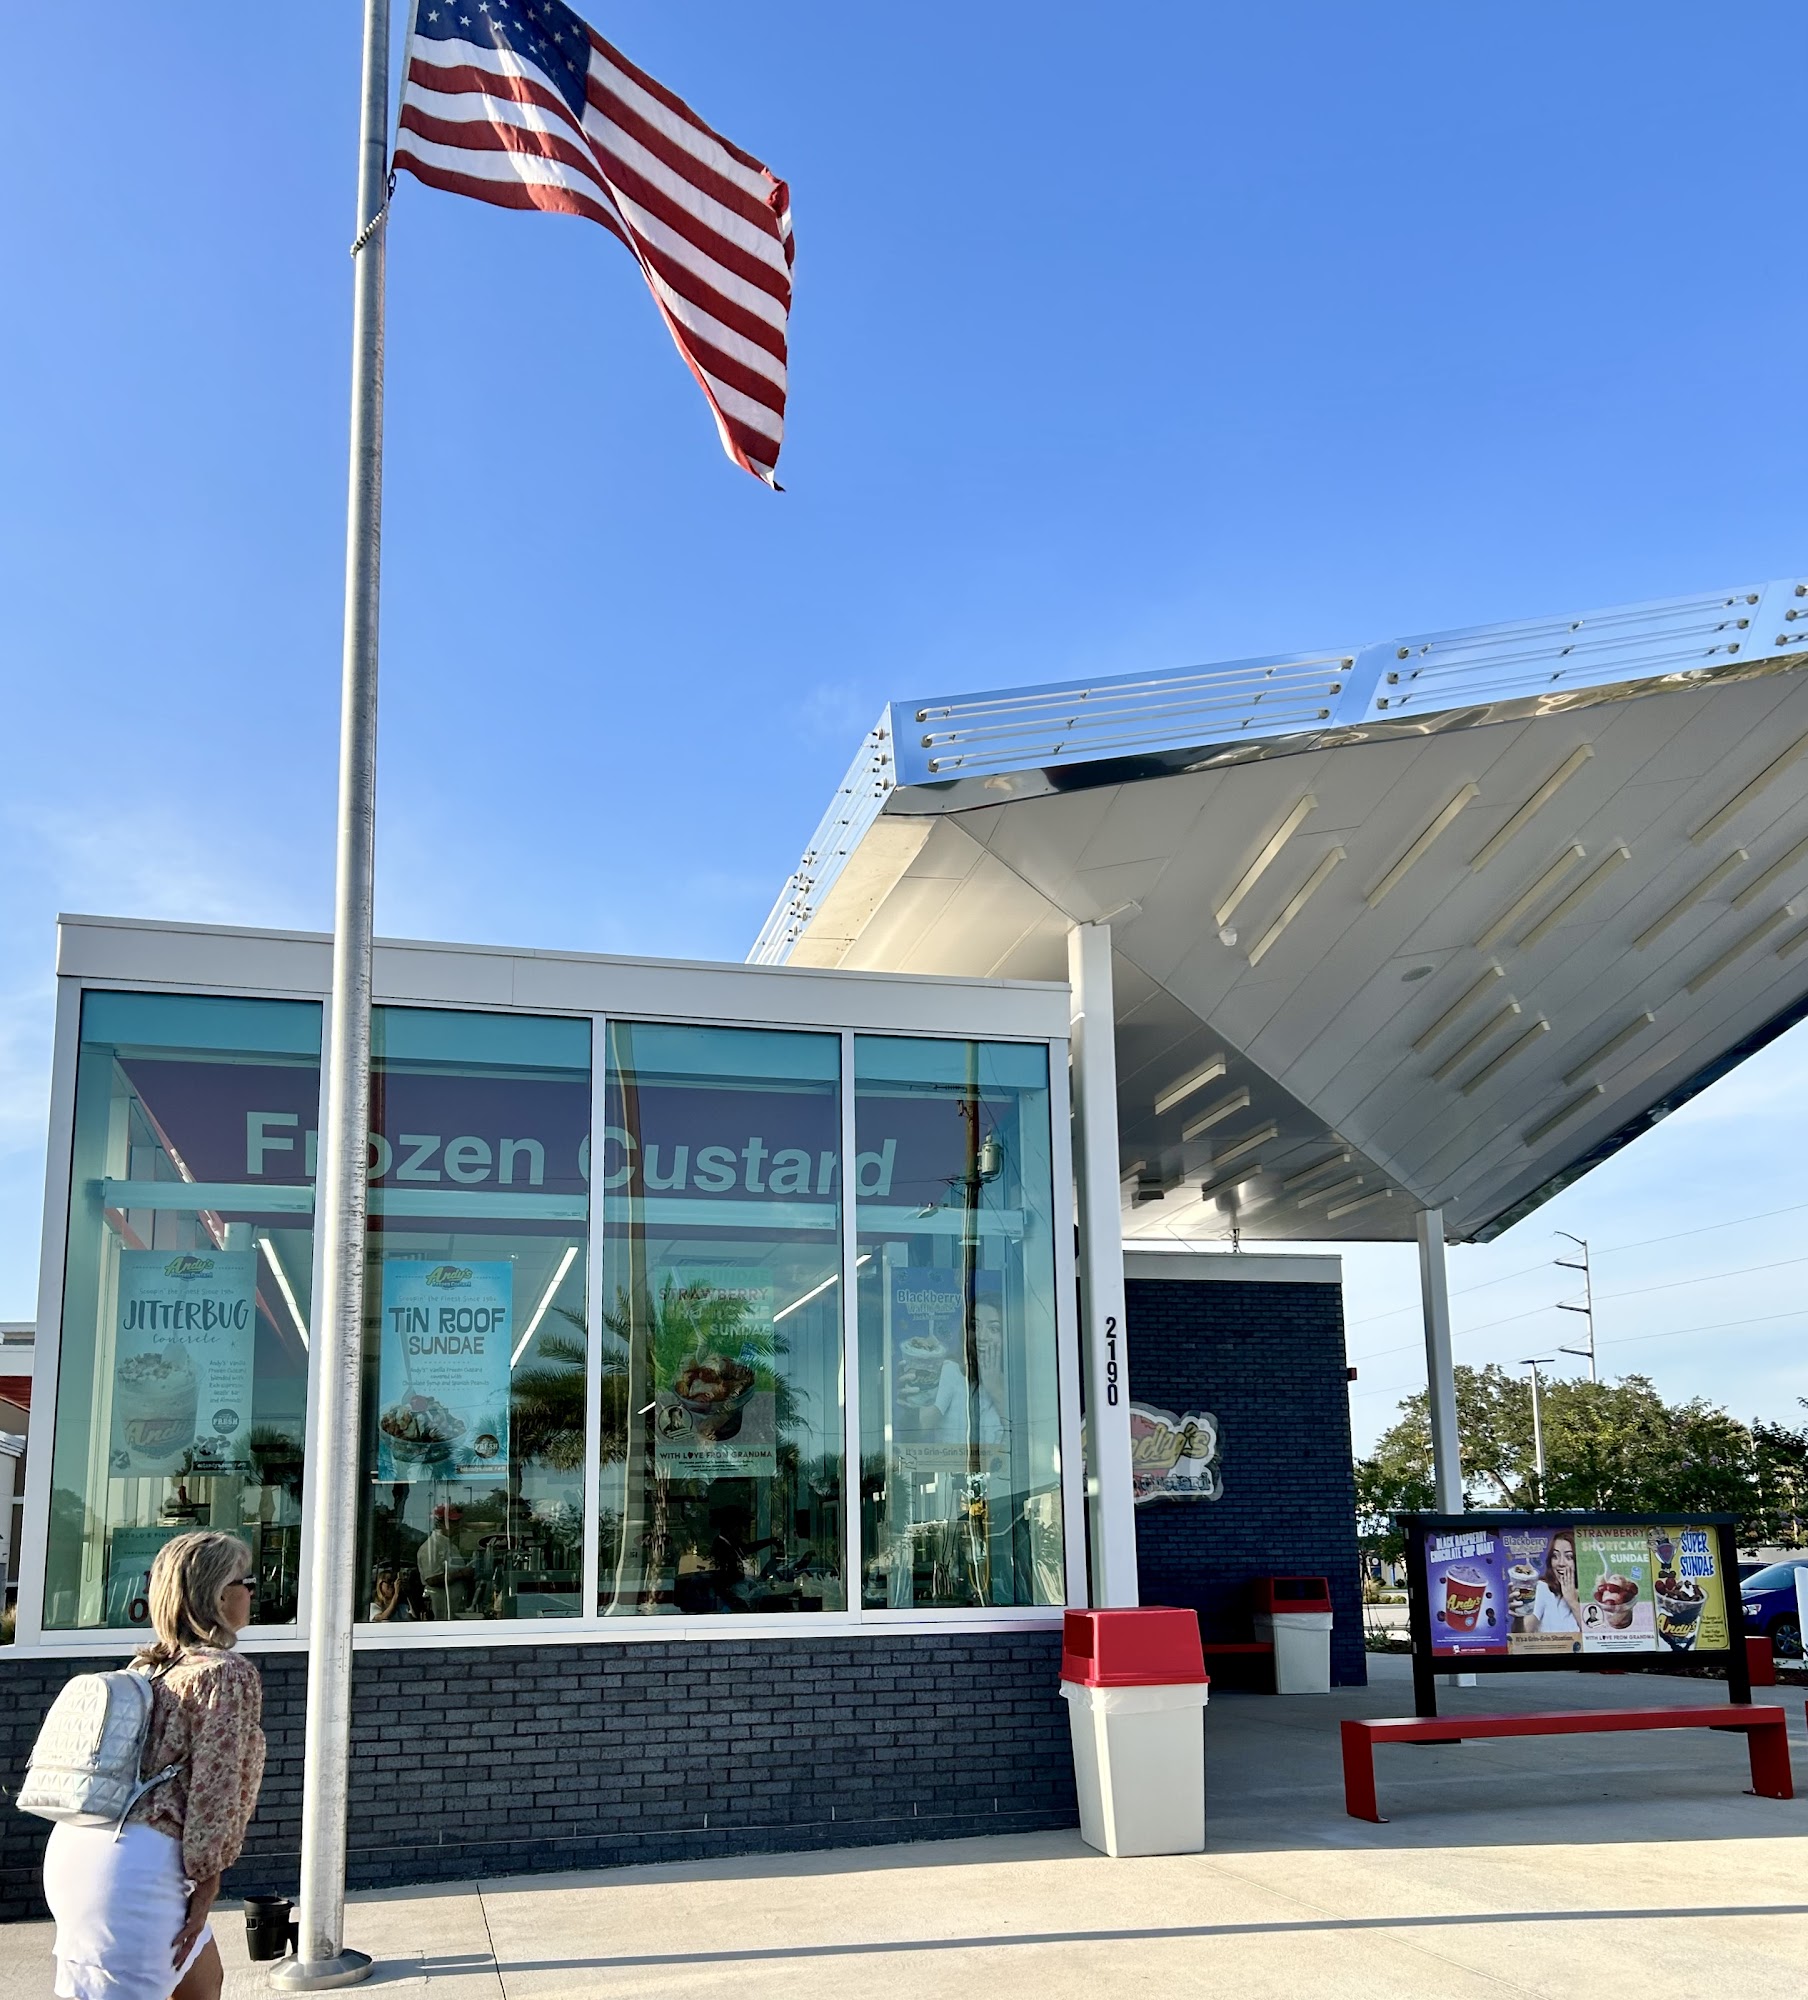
[1,1631,1072,1921]
[1125,1276,1365,1687]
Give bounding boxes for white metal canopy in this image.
[752,579,1808,1245]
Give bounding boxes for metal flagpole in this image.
[272,1,390,1988]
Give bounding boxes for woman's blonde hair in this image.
[133,1531,252,1666]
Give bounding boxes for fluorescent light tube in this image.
[772,1251,873,1325]
[1153,1053,1228,1116]
[513,1243,580,1365]
[1248,847,1346,966]
[1469,745,1594,872]
[1215,795,1317,928]
[1780,922,1808,961]
[1365,783,1479,907]
[1634,851,1748,948]
[1459,1018,1551,1096]
[1561,1011,1655,1088]
[1199,1166,1264,1199]
[1411,964,1503,1053]
[1281,1151,1351,1191]
[1327,1188,1393,1220]
[1181,1087,1251,1141]
[1298,1174,1363,1208]
[1517,843,1631,950]
[1475,845,1586,950]
[1684,911,1792,994]
[1206,1122,1278,1170]
[1690,732,1808,843]
[1431,1000,1522,1083]
[1523,1085,1605,1149]
[258,1236,309,1350]
[1733,835,1808,911]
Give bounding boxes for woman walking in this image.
[43,1531,266,2000]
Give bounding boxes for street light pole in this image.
[1522,1357,1555,1505]
[1554,1231,1596,1381]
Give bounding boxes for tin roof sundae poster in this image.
[1424,1518,1728,1658]
[377,1260,513,1482]
[111,1249,257,1476]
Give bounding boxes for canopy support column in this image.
[1416,1206,1463,1511]
[1068,921,1139,1606]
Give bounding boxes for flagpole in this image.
[272,1,390,1988]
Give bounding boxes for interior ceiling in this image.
[757,597,1808,1246]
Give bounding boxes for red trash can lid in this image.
[1061,1607,1208,1686]
[1254,1577,1332,1615]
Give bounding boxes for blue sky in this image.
[2,4,1804,1451]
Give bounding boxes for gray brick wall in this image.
[1125,1276,1367,1686]
[1,1631,1073,1921]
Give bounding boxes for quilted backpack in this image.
[15,1666,181,1833]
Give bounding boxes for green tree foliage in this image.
[1357,1366,1806,1550]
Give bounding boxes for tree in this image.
[1357,1364,1771,1535]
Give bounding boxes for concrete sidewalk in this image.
[5,1659,1805,2000]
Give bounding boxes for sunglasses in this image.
[228,1577,258,1592]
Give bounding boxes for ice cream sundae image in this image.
[1506,1561,1539,1621]
[116,1344,199,1472]
[671,1352,757,1441]
[896,1334,946,1427]
[380,1391,466,1464]
[1655,1575,1707,1650]
[1590,1571,1640,1629]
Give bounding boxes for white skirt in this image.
[42,1820,213,2000]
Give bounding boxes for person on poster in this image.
[1523,1530,1583,1635]
[933,1295,1008,1446]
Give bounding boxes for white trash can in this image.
[1060,1607,1210,1857]
[1254,1578,1335,1694]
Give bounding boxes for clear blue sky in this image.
[3,4,1804,1450]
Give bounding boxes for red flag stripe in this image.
[586,30,777,189]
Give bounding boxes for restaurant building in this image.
[6,570,1808,1912]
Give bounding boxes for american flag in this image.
[394,0,792,487]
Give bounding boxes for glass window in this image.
[854,1037,1065,1609]
[45,992,320,1632]
[357,1008,589,1623]
[597,1023,845,1614]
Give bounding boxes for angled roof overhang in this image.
[751,579,1808,1245]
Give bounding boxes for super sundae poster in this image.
[110,1250,257,1476]
[1651,1525,1727,1653]
[1425,1526,1509,1654]
[651,1266,777,1478]
[377,1260,512,1482]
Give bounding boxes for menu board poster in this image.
[886,1265,1007,1475]
[110,1250,258,1476]
[1577,1526,1658,1653]
[377,1260,513,1482]
[651,1266,778,1478]
[103,1525,186,1629]
[1651,1525,1729,1654]
[1500,1524,1584,1656]
[1425,1526,1510,1655]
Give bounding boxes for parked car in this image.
[1740,1560,1808,1658]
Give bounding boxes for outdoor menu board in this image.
[1403,1512,1745,1716]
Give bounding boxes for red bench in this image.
[1341,1704,1793,1823]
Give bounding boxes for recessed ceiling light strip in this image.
[1199,1166,1265,1200]
[1475,845,1587,950]
[1431,1000,1523,1083]
[1684,911,1793,993]
[1281,1151,1352,1191]
[1778,923,1808,961]
[1365,783,1480,908]
[1459,1018,1551,1096]
[1522,1084,1605,1149]
[1560,1011,1656,1088]
[1690,731,1808,843]
[1732,835,1808,911]
[1153,1052,1228,1116]
[1411,964,1504,1052]
[1633,851,1749,949]
[1205,1122,1279,1171]
[1327,1188,1394,1220]
[1298,1174,1363,1208]
[1215,795,1317,928]
[1181,1086,1252,1141]
[1469,746,1595,872]
[1247,846,1347,966]
[1517,843,1631,950]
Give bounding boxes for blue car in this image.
[1740,1560,1808,1658]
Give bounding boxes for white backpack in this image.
[15,1666,181,1833]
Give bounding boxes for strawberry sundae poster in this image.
[1576,1527,1657,1653]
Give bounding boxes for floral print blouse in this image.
[128,1646,266,1881]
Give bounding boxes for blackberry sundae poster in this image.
[377,1260,513,1482]
[111,1249,257,1476]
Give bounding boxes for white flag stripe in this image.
[581,104,792,276]
[584,43,778,207]
[642,264,787,388]
[689,363,784,444]
[601,180,788,329]
[407,82,590,153]
[407,32,567,97]
[395,130,617,212]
